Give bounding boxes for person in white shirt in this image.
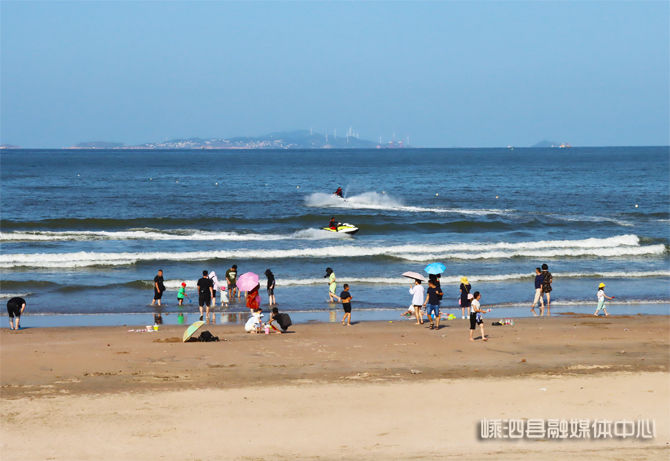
[469,291,490,341]
[409,279,425,325]
[244,309,264,333]
[594,282,613,316]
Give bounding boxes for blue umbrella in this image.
[424,262,446,275]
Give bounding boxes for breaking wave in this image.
[1,234,664,269]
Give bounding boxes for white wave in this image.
[160,270,670,290]
[551,213,634,227]
[0,292,30,299]
[0,228,345,242]
[305,192,510,215]
[2,234,664,268]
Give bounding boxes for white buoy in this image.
[176,180,179,183]
[77,174,80,177]
[435,193,439,197]
[635,204,639,208]
[149,178,152,181]
[296,185,300,189]
[215,182,219,186]
[495,195,499,199]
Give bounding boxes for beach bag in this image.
[197,330,219,342]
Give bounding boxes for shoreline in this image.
[2,302,669,328]
[1,315,669,460]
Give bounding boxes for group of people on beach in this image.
[150,264,278,325]
[405,274,490,341]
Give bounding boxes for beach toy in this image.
[264,325,270,335]
[153,324,159,331]
[145,325,153,332]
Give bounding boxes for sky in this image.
[1,1,668,148]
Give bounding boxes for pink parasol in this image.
[236,272,260,292]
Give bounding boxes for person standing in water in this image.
[197,270,214,323]
[151,269,166,306]
[325,267,337,302]
[530,267,545,316]
[265,269,276,306]
[540,264,553,315]
[226,264,239,300]
[459,276,471,320]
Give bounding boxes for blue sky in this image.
[1,1,668,147]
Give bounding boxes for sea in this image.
[1,146,668,327]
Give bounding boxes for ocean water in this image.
[1,147,668,325]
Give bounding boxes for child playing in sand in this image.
[469,292,491,342]
[177,282,189,306]
[594,283,613,316]
[244,309,264,334]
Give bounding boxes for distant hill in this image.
[68,130,407,150]
[74,141,126,149]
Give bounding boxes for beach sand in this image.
[1,315,669,460]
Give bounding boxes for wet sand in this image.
[1,315,669,460]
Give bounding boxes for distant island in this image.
[531,140,572,148]
[68,130,408,150]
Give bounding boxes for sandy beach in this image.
[1,314,669,460]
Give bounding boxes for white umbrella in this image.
[402,271,426,282]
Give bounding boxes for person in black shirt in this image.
[338,283,353,326]
[540,263,553,316]
[423,279,443,330]
[265,269,276,306]
[530,267,545,316]
[151,269,166,306]
[197,270,214,322]
[6,297,26,330]
[268,307,292,333]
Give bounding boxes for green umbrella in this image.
[182,320,205,342]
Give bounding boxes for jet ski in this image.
[321,222,359,235]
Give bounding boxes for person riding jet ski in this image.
[334,187,344,198]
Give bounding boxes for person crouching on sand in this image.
[244,309,264,334]
[469,292,490,342]
[594,283,613,317]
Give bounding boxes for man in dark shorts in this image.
[6,297,26,330]
[151,269,166,306]
[226,264,238,300]
[338,283,353,326]
[423,279,443,330]
[540,263,553,316]
[197,270,214,323]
